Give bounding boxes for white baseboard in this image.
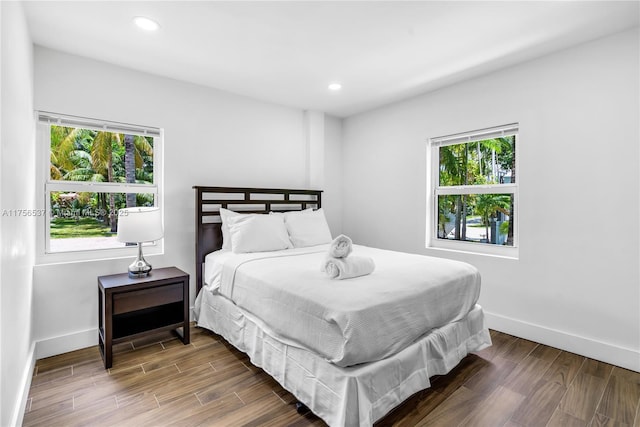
[32,313,640,373]
[10,341,36,427]
[35,328,97,360]
[485,311,640,372]
[36,310,199,360]
[34,313,198,361]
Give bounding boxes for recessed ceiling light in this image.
[134,16,160,31]
[328,83,342,91]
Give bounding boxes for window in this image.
[428,123,518,257]
[36,112,163,259]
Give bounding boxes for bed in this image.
[193,186,491,426]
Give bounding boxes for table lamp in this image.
[117,207,163,278]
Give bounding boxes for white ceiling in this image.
[23,1,639,118]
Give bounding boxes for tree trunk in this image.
[124,134,137,208]
[491,149,497,181]
[109,194,117,232]
[108,155,117,233]
[454,197,462,240]
[485,216,489,243]
[477,142,482,177]
[461,196,467,240]
[507,137,516,246]
[98,193,107,223]
[461,144,468,240]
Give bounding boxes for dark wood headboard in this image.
[193,186,322,293]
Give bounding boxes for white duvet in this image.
[204,244,481,367]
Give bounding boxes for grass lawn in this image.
[50,217,114,239]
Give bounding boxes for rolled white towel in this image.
[322,255,375,280]
[329,234,353,258]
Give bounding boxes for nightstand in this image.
[98,267,190,369]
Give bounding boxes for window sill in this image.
[35,242,164,266]
[426,239,519,260]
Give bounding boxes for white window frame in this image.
[35,111,164,264]
[426,123,519,258]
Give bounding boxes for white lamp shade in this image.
[116,207,163,243]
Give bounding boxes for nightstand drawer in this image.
[113,283,183,314]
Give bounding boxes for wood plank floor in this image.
[23,327,640,427]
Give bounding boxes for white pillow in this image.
[226,214,293,253]
[284,208,332,248]
[219,208,242,250]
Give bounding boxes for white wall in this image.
[323,115,343,235]
[25,14,639,379]
[32,47,341,358]
[0,2,36,426]
[342,28,640,371]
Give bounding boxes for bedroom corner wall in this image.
[341,28,640,371]
[302,110,343,236]
[323,115,343,236]
[304,111,325,190]
[0,2,37,426]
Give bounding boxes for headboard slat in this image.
[193,186,322,293]
[201,199,314,205]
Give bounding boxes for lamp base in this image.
[128,269,151,279]
[128,243,152,278]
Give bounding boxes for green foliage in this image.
[437,136,515,245]
[439,136,514,186]
[49,125,155,235]
[500,220,510,236]
[476,194,510,227]
[50,126,154,185]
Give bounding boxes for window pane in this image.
[49,191,155,253]
[439,136,515,186]
[437,194,514,246]
[50,125,154,184]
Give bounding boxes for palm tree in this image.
[124,135,136,208]
[475,194,511,243]
[50,126,80,179]
[439,144,468,239]
[474,137,516,244]
[475,195,495,242]
[49,126,155,238]
[504,136,516,245]
[92,131,120,231]
[123,134,153,208]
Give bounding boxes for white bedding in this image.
[194,289,491,426]
[204,244,481,367]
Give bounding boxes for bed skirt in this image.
[195,290,491,427]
